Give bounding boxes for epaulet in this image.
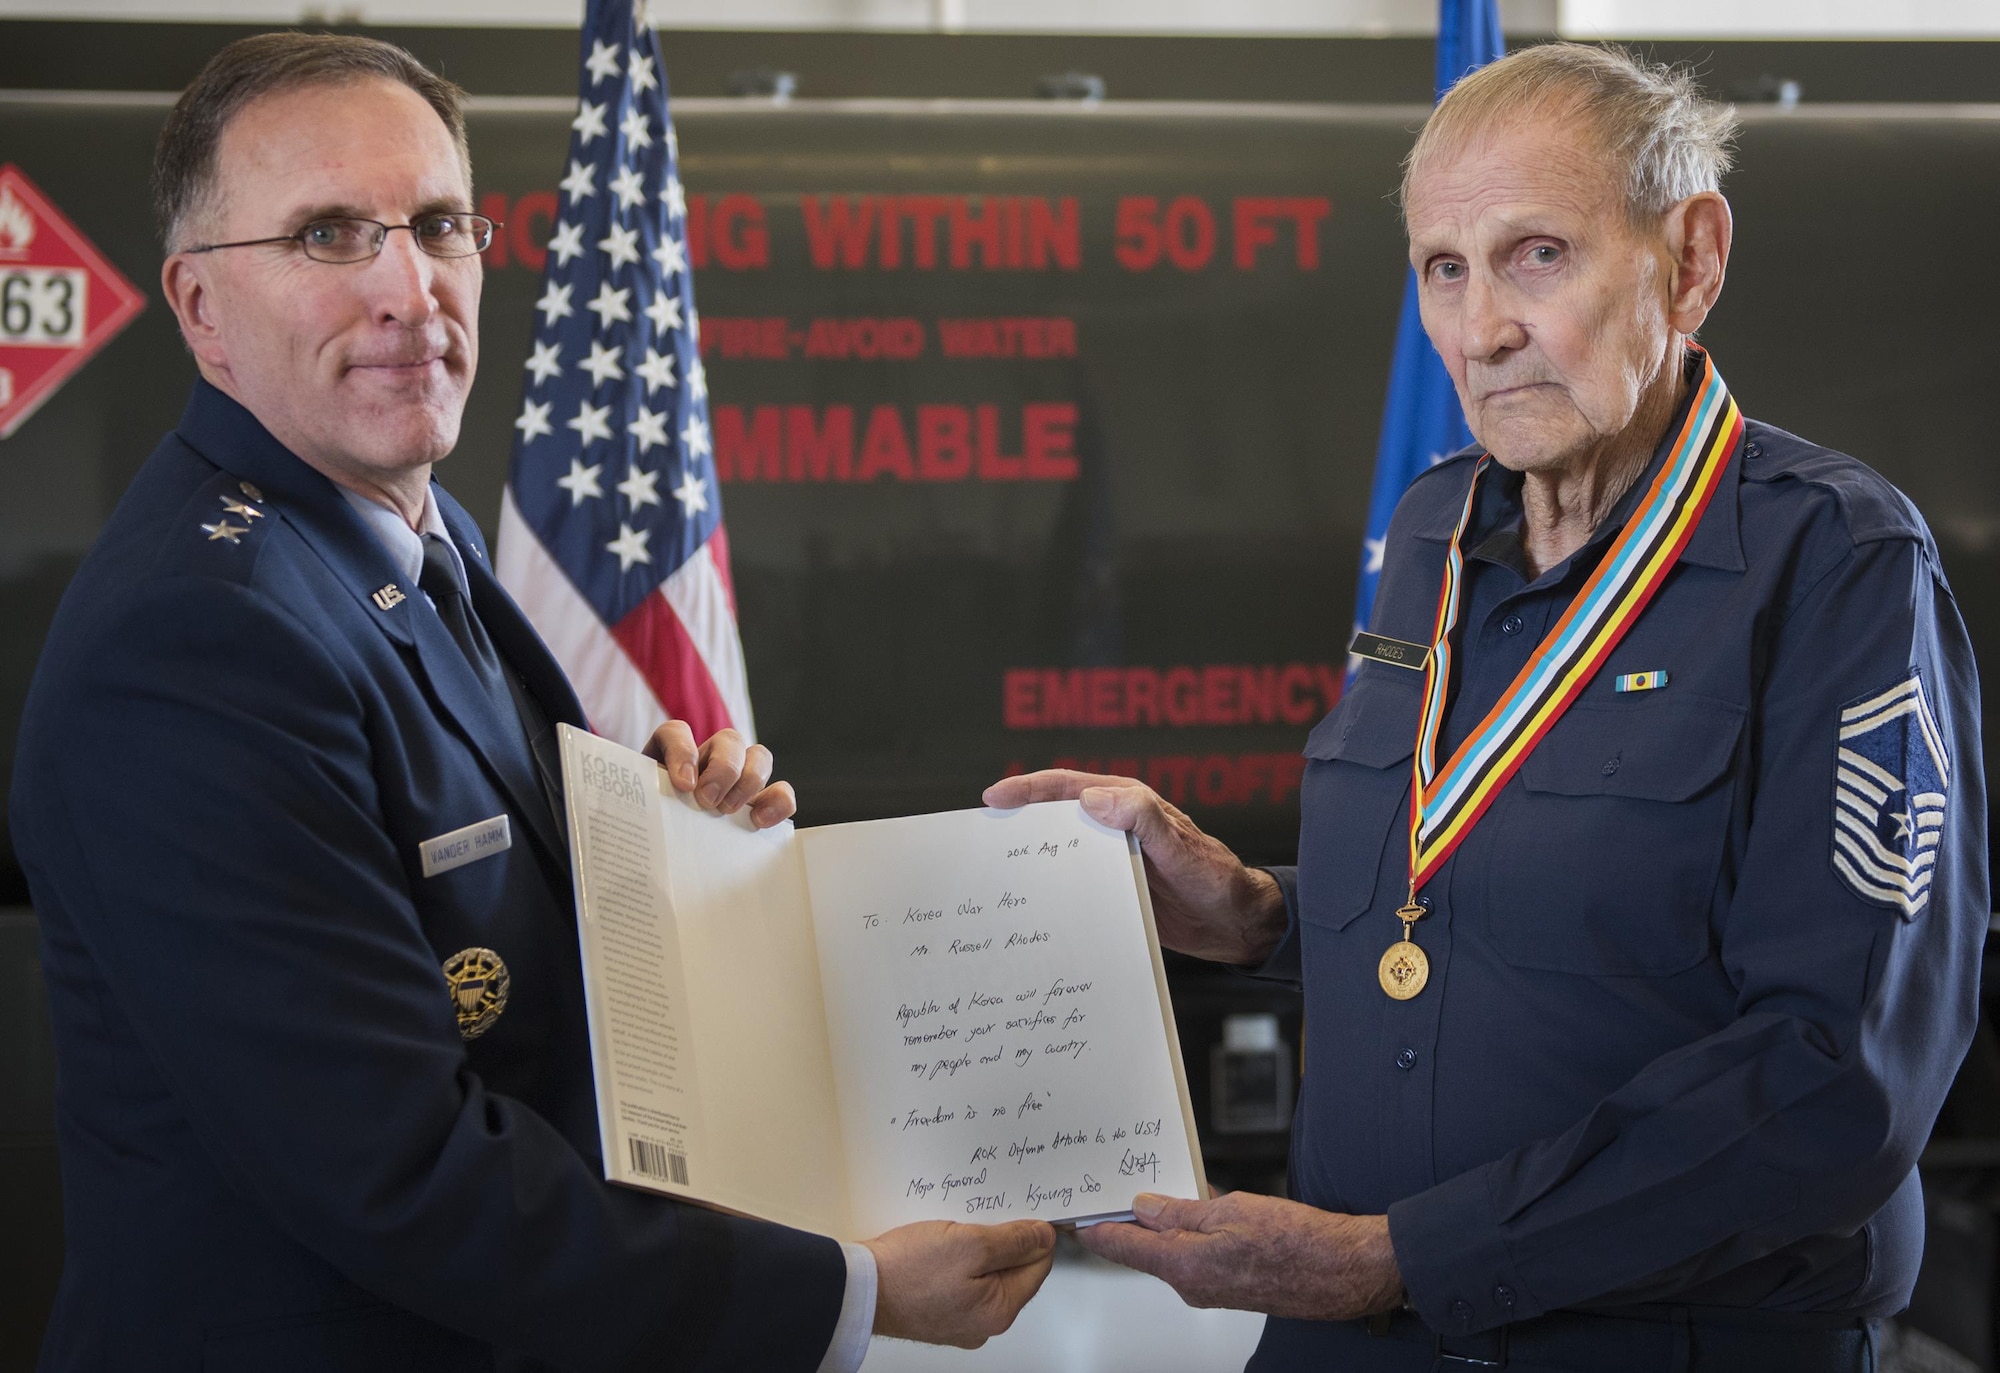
[1740,420,1931,549]
[158,465,278,583]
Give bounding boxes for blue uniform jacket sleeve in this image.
[1247,865,1304,986]
[1387,534,1988,1334]
[23,574,846,1370]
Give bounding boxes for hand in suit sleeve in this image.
[32,575,846,1372]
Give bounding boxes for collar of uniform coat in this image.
[175,378,574,859]
[174,377,427,647]
[1406,364,1747,575]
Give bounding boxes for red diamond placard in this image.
[0,163,147,439]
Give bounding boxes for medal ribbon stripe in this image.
[1406,350,1741,891]
[1424,368,1727,806]
[1413,475,1483,790]
[1421,391,1736,857]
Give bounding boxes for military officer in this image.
[990,42,1987,1372]
[11,32,1053,1371]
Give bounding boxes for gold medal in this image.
[1379,893,1431,999]
[1378,940,1429,999]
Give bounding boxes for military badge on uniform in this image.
[442,947,511,1039]
[1833,673,1949,918]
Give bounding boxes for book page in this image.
[561,726,851,1238]
[800,801,1204,1235]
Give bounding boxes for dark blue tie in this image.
[419,534,514,714]
[419,535,565,835]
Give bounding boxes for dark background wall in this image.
[1,19,1997,1371]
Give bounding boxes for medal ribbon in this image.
[1407,348,1742,894]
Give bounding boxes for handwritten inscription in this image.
[805,804,1190,1233]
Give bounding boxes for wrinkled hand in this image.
[981,770,1286,964]
[1076,1192,1403,1321]
[643,723,795,828]
[864,1218,1057,1348]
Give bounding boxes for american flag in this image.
[496,0,753,748]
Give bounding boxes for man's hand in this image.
[864,1219,1057,1348]
[1075,1192,1403,1321]
[643,723,795,829]
[982,771,1287,965]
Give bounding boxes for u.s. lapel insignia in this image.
[372,584,406,611]
[202,520,248,544]
[238,480,264,502]
[219,495,263,520]
[442,946,511,1039]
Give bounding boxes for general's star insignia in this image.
[219,496,263,520]
[202,520,248,544]
[442,947,511,1040]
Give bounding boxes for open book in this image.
[557,724,1206,1241]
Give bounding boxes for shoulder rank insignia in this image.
[219,495,263,521]
[202,520,248,544]
[442,946,510,1039]
[1833,672,1950,918]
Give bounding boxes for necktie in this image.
[419,535,566,837]
[419,534,515,713]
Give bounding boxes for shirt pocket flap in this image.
[1302,669,1419,771]
[1522,695,1746,803]
[1297,669,1420,931]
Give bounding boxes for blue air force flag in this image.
[1833,673,1951,918]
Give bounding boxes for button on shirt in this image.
[340,487,879,1373]
[1254,385,1987,1340]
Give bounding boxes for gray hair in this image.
[1402,43,1739,223]
[154,31,470,253]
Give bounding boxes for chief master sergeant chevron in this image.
[987,42,1988,1373]
[8,31,1053,1372]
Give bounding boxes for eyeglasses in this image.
[185,212,500,264]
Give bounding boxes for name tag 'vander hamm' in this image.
[420,815,512,878]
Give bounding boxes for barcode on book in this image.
[629,1137,689,1185]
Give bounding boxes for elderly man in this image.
[11,32,1052,1371]
[990,43,1986,1372]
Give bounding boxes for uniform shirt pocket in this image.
[1297,667,1420,932]
[1480,693,1745,976]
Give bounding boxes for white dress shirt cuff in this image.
[816,1240,877,1373]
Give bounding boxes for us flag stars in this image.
[501,0,727,635]
[499,0,753,749]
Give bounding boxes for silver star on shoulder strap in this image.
[202,520,248,545]
[219,495,263,520]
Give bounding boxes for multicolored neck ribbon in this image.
[1408,347,1742,894]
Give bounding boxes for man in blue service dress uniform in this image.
[989,43,1987,1372]
[10,32,1055,1372]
